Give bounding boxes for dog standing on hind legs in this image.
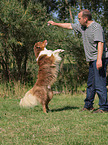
[19,40,64,113]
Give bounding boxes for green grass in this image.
[0,93,108,145]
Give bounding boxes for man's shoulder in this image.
[91,21,102,29]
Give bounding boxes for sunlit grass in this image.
[0,88,108,145]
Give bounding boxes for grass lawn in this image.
[0,93,108,145]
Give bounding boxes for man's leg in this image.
[84,61,96,109]
[94,59,108,111]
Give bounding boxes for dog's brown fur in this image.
[19,40,64,113]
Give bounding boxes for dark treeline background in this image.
[0,0,108,93]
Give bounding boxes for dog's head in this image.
[34,40,47,58]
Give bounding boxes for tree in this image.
[1,0,107,93]
[0,0,50,81]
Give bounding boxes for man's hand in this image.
[47,21,55,26]
[96,59,102,70]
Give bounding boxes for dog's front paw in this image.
[54,49,64,54]
[60,49,64,52]
[57,49,65,53]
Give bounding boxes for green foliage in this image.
[0,0,50,81]
[0,0,107,93]
[0,0,88,93]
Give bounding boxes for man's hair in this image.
[80,9,92,20]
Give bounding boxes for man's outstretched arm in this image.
[47,21,73,29]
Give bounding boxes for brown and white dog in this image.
[19,40,64,113]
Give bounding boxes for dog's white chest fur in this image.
[36,48,64,62]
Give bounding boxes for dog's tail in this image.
[19,90,38,108]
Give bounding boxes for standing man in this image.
[48,9,108,113]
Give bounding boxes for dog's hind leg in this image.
[46,90,53,112]
[42,102,51,113]
[42,104,48,113]
[46,102,50,112]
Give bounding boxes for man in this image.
[48,9,108,113]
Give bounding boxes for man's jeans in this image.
[84,59,108,111]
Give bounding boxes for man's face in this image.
[78,12,87,26]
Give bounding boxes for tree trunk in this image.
[65,0,73,23]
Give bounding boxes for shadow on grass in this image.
[51,106,79,112]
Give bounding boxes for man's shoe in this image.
[92,109,108,113]
[80,107,94,112]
